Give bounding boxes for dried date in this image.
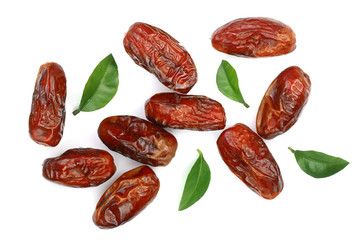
[256,66,311,139]
[217,123,283,199]
[145,92,226,131]
[211,17,296,57]
[123,22,197,93]
[29,62,67,146]
[93,165,160,228]
[42,148,116,187]
[98,115,177,166]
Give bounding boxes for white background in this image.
[1,0,359,239]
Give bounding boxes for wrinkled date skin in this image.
[145,92,226,131]
[93,165,160,228]
[42,148,116,187]
[123,22,197,93]
[29,62,66,147]
[211,17,296,57]
[98,115,177,166]
[217,123,283,199]
[256,66,311,139]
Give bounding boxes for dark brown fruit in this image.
[93,165,160,228]
[43,148,116,187]
[217,123,283,199]
[98,115,178,166]
[211,17,296,57]
[256,66,311,139]
[124,22,197,93]
[145,92,226,131]
[29,62,66,146]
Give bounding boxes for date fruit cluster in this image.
[29,18,310,229]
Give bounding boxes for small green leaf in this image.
[179,149,211,211]
[73,54,119,115]
[216,60,249,108]
[288,147,349,178]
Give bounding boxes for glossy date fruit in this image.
[42,148,116,187]
[98,115,177,166]
[256,66,311,139]
[123,22,197,93]
[93,165,160,228]
[211,17,296,57]
[217,123,283,199]
[145,92,226,131]
[29,62,67,146]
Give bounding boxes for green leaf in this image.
[73,54,119,115]
[216,60,249,108]
[179,149,211,211]
[288,147,349,178]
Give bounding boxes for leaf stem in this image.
[243,102,250,108]
[288,147,295,153]
[72,108,81,116]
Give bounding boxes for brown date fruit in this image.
[42,148,116,187]
[145,92,226,131]
[29,62,67,147]
[217,123,283,199]
[98,115,177,166]
[211,17,296,57]
[123,22,197,93]
[93,165,160,228]
[256,66,311,139]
